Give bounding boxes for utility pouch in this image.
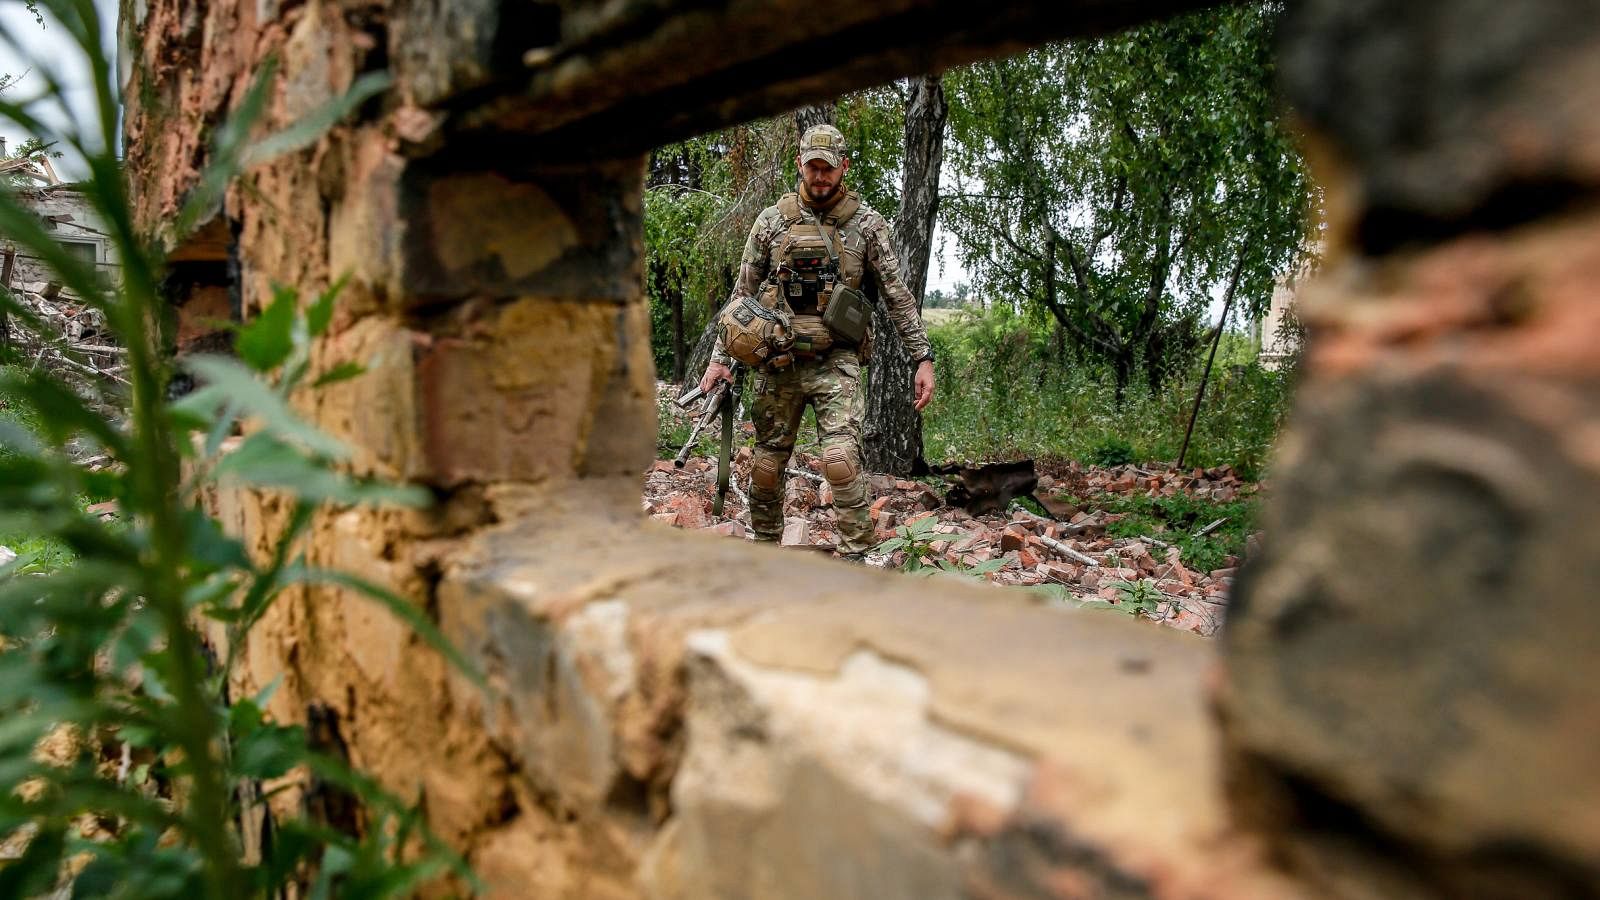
[789,314,834,356]
[809,218,870,347]
[821,283,869,347]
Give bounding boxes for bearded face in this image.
[799,157,848,203]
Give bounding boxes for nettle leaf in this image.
[235,285,298,372]
[312,361,366,389]
[184,507,252,570]
[233,721,309,779]
[177,355,349,459]
[306,273,349,338]
[967,558,1006,576]
[214,433,429,507]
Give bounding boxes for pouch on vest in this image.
[821,283,869,347]
[777,226,837,314]
[788,314,833,356]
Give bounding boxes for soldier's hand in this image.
[913,359,935,411]
[700,362,734,393]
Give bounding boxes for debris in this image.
[1035,533,1099,567]
[934,459,1038,516]
[781,518,810,546]
[641,411,1257,638]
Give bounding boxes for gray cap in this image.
[799,124,846,168]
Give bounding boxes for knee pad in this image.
[822,445,860,487]
[751,452,785,492]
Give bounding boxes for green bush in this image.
[922,306,1294,479]
[1087,436,1135,468]
[1101,493,1256,573]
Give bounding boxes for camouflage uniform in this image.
[711,126,932,553]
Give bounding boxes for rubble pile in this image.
[642,447,1259,637]
[3,284,124,393]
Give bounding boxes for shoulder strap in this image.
[825,191,862,226]
[776,193,804,225]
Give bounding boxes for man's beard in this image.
[805,180,838,202]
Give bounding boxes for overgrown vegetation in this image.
[874,514,1005,578]
[0,3,475,896]
[1096,492,1255,574]
[923,306,1292,479]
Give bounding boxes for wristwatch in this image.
[915,350,935,364]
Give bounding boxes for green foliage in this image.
[1086,436,1134,468]
[923,306,1293,479]
[873,515,1004,580]
[1100,492,1255,574]
[0,4,475,896]
[1105,577,1164,616]
[873,514,941,571]
[942,3,1320,396]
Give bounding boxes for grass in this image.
[921,310,1294,480]
[1088,491,1256,573]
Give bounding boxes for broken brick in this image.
[870,496,892,520]
[1038,562,1076,583]
[781,518,810,546]
[1000,526,1029,552]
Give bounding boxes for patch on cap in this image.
[799,124,846,167]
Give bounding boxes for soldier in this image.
[698,123,935,560]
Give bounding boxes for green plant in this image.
[1102,492,1255,574]
[874,515,1006,580]
[1087,435,1135,468]
[921,306,1295,479]
[0,4,476,896]
[874,514,941,572]
[1106,577,1165,616]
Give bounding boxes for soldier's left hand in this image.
[913,360,935,411]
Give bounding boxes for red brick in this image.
[1000,525,1029,552]
[870,496,891,520]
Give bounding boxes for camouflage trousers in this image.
[747,349,874,553]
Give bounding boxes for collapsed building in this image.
[121,0,1600,897]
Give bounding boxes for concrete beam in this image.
[397,0,1227,161]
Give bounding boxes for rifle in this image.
[673,366,744,516]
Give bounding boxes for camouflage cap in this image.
[799,124,846,168]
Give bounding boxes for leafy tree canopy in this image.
[942,2,1319,397]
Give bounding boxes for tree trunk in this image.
[792,104,834,138]
[683,320,720,389]
[864,74,946,476]
[670,286,685,383]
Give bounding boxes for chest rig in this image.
[770,191,863,314]
[716,192,872,371]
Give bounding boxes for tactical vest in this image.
[717,191,872,369]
